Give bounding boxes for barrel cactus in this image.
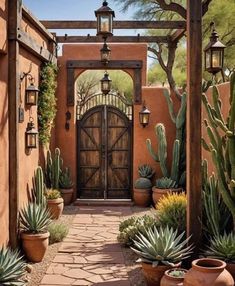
[135,164,154,189]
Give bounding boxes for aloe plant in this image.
[0,247,26,286]
[59,167,74,189]
[131,226,193,266]
[20,203,51,233]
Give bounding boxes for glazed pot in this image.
[21,231,49,262]
[152,187,183,206]
[160,268,187,286]
[133,188,152,207]
[226,263,235,280]
[60,188,73,205]
[142,262,172,286]
[184,258,234,286]
[47,198,64,219]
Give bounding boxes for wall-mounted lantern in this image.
[139,102,150,128]
[204,22,226,75]
[25,118,38,149]
[100,39,111,64]
[101,71,112,95]
[25,81,39,106]
[95,1,115,38]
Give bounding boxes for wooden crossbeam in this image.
[56,35,170,44]
[41,20,186,30]
[170,29,186,42]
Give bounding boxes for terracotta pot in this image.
[47,198,64,219]
[184,258,234,286]
[152,187,183,206]
[226,263,235,280]
[133,188,152,207]
[21,231,49,262]
[142,262,172,286]
[160,268,187,286]
[60,188,73,205]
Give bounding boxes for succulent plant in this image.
[167,269,187,278]
[138,164,155,179]
[155,177,177,189]
[135,177,152,189]
[131,226,193,266]
[33,166,46,206]
[59,167,74,189]
[20,203,51,234]
[0,247,26,286]
[204,232,235,263]
[45,189,61,200]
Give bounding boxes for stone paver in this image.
[40,206,146,286]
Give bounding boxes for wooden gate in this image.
[77,93,133,199]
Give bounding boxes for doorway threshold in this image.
[74,199,134,206]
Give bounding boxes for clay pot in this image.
[160,268,187,286]
[184,258,234,286]
[226,263,235,280]
[152,187,183,206]
[142,262,172,286]
[133,188,152,207]
[47,198,64,219]
[21,231,49,262]
[60,188,73,205]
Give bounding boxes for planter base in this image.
[142,262,171,286]
[133,188,151,207]
[60,188,73,205]
[47,198,64,219]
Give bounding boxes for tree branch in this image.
[202,0,213,16]
[153,0,187,19]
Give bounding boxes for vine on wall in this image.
[38,63,58,146]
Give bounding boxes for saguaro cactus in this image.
[146,90,186,187]
[33,166,46,205]
[202,73,235,225]
[45,148,62,190]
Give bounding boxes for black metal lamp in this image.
[204,22,226,75]
[139,102,150,128]
[25,117,38,149]
[100,39,111,64]
[25,80,39,106]
[95,0,115,37]
[101,71,112,95]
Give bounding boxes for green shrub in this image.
[45,189,61,200]
[155,192,186,233]
[117,215,157,246]
[48,222,69,244]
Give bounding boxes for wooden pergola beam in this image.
[56,35,170,44]
[41,20,186,30]
[170,29,185,42]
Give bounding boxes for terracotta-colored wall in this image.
[202,82,230,175]
[0,0,9,245]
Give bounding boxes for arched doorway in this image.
[77,92,133,199]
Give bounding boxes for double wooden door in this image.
[77,105,132,199]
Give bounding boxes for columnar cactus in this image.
[146,90,186,187]
[33,166,46,206]
[45,148,62,190]
[202,73,235,225]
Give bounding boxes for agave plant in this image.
[0,247,26,286]
[204,232,235,263]
[20,202,51,234]
[131,226,193,266]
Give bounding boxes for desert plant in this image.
[45,189,61,200]
[138,164,155,179]
[0,247,26,286]
[59,167,74,189]
[33,166,46,206]
[20,203,51,233]
[48,222,69,244]
[117,215,157,246]
[167,269,187,278]
[202,72,235,226]
[131,226,193,266]
[204,232,235,263]
[155,177,177,189]
[155,192,187,233]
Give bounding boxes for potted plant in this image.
[131,226,193,286]
[161,268,187,286]
[59,167,74,205]
[0,246,26,285]
[20,202,51,262]
[204,232,235,279]
[45,189,64,219]
[133,164,154,207]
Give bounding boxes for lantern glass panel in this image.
[212,50,221,68]
[101,50,111,63]
[205,51,211,70]
[101,81,110,93]
[26,133,37,148]
[100,15,110,33]
[27,90,37,105]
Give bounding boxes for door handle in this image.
[108,152,113,165]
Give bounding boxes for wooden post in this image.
[186,0,202,251]
[8,0,21,248]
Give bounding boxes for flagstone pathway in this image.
[39,206,147,286]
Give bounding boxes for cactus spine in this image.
[33,166,46,205]
[146,90,186,187]
[202,73,235,226]
[45,148,62,190]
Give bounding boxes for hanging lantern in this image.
[204,22,226,75]
[95,1,115,37]
[25,82,39,106]
[100,40,111,64]
[101,71,112,95]
[139,103,150,128]
[25,118,38,149]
